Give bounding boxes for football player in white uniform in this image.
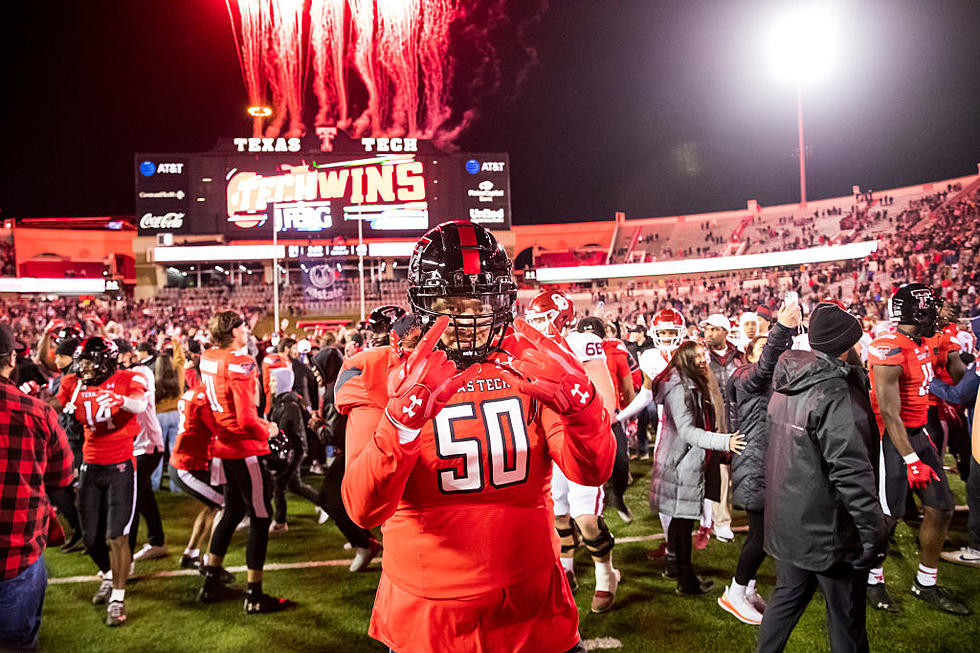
[525,291,621,613]
[617,308,687,560]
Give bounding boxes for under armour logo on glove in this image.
[402,394,423,418]
[570,383,590,405]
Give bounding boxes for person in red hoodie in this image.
[197,310,289,614]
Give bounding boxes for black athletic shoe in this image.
[180,555,200,570]
[662,552,678,579]
[676,576,714,596]
[910,579,971,615]
[866,584,901,613]
[61,530,84,553]
[199,576,239,603]
[198,565,236,586]
[244,592,291,614]
[606,493,633,524]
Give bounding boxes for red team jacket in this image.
[170,389,218,471]
[58,370,147,465]
[924,327,961,408]
[199,348,271,459]
[335,338,615,600]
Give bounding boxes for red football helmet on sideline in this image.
[525,291,575,335]
[649,308,685,352]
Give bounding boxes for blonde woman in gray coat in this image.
[650,341,744,595]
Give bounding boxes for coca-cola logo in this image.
[140,212,184,230]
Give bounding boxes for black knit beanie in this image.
[808,303,863,357]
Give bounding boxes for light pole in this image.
[768,3,838,214]
[796,82,807,209]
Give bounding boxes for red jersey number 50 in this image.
[434,397,530,494]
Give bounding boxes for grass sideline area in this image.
[40,460,979,653]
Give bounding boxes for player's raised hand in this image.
[386,315,479,431]
[509,318,596,415]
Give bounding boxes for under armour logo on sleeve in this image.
[570,384,590,405]
[403,394,423,417]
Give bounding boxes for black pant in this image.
[735,508,766,585]
[129,451,166,551]
[667,517,695,584]
[318,450,372,549]
[635,403,651,455]
[609,422,629,499]
[757,560,869,653]
[210,456,273,570]
[46,483,81,534]
[928,405,971,481]
[272,454,321,524]
[969,455,980,551]
[77,459,136,574]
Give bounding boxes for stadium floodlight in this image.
[767,3,838,84]
[767,3,839,211]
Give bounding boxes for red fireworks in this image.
[226,0,458,140]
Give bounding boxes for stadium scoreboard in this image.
[136,131,510,241]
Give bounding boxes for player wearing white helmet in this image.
[617,308,690,563]
[526,290,622,614]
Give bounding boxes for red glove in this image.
[905,454,939,489]
[385,315,480,431]
[509,318,597,415]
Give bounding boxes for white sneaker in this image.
[310,462,327,475]
[235,517,250,532]
[718,586,763,625]
[314,507,330,525]
[133,543,168,561]
[349,540,382,572]
[940,546,980,568]
[713,525,735,542]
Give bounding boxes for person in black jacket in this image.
[719,302,799,625]
[268,367,322,532]
[757,303,888,653]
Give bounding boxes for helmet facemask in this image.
[411,288,516,369]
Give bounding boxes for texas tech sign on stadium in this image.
[135,132,510,239]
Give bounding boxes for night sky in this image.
[2,0,978,225]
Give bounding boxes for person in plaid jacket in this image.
[0,324,74,649]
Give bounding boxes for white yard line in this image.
[48,558,355,585]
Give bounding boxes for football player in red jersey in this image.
[867,284,970,615]
[198,311,289,614]
[527,292,623,612]
[170,388,224,572]
[62,337,149,627]
[336,221,614,653]
[926,301,969,479]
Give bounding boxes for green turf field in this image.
[39,460,979,652]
